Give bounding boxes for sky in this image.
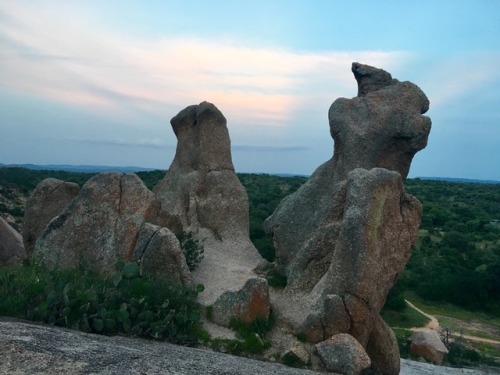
[1,1,500,180]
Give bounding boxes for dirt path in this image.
[405,299,440,331]
[405,299,500,345]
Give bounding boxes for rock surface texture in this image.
[408,331,449,365]
[133,222,192,286]
[265,63,431,374]
[34,173,160,275]
[0,217,27,265]
[0,318,490,375]
[315,333,371,375]
[22,178,80,257]
[153,101,269,325]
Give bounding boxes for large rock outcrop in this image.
[0,216,27,265]
[22,178,80,257]
[264,63,431,374]
[34,173,162,276]
[153,101,269,325]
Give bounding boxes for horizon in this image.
[1,1,500,180]
[2,162,500,184]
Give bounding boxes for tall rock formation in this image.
[264,63,431,374]
[153,101,269,325]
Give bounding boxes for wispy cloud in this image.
[418,52,500,111]
[65,137,172,149]
[0,2,411,129]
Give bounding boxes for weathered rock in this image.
[352,62,395,96]
[0,318,490,375]
[1,213,19,233]
[212,277,270,327]
[153,101,249,239]
[34,173,159,274]
[133,222,192,286]
[0,217,27,265]
[265,63,430,371]
[315,333,371,375]
[153,102,269,326]
[409,331,449,365]
[366,313,401,375]
[329,62,431,182]
[23,178,80,257]
[0,317,324,375]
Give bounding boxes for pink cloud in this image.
[0,2,411,129]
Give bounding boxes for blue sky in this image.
[1,1,499,179]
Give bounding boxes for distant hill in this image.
[0,163,158,173]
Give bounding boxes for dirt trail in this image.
[405,299,500,345]
[405,299,440,331]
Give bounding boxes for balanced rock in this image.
[153,102,269,326]
[409,331,449,365]
[0,217,27,265]
[264,63,431,373]
[23,178,80,257]
[34,173,159,274]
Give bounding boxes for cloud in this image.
[0,2,412,129]
[418,52,500,111]
[65,137,172,149]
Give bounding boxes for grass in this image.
[404,291,500,327]
[208,317,273,355]
[381,304,430,329]
[469,342,500,359]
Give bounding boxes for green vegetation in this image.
[445,340,495,367]
[0,167,94,194]
[136,170,165,190]
[0,260,205,344]
[178,232,204,272]
[402,179,500,312]
[237,173,307,261]
[380,303,430,329]
[209,316,273,355]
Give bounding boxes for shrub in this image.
[260,262,287,288]
[446,342,484,367]
[0,261,205,345]
[178,232,204,272]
